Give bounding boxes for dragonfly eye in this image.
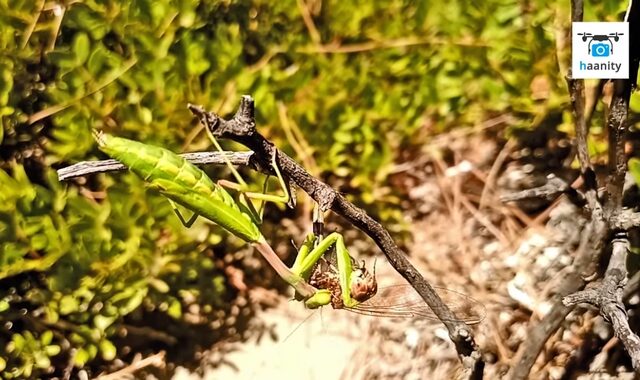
[350,267,378,302]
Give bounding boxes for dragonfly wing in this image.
[346,284,486,324]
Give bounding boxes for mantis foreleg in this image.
[289,232,362,308]
[168,200,199,227]
[204,126,290,222]
[291,231,378,309]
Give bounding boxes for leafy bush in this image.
[0,162,246,377]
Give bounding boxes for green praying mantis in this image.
[90,130,485,323]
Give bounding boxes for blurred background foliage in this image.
[0,0,635,378]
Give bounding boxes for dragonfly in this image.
[303,236,484,323]
[91,131,485,324]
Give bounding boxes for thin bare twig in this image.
[605,78,632,212]
[20,0,45,49]
[94,351,166,380]
[296,0,321,44]
[500,174,585,207]
[57,151,255,181]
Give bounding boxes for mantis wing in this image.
[345,284,485,324]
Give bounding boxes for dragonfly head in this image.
[350,260,378,303]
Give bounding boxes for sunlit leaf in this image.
[99,340,117,361]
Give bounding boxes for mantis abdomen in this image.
[93,131,262,243]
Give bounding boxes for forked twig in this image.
[507,0,639,378]
[563,235,640,369]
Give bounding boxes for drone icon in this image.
[577,32,624,56]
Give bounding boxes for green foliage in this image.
[628,158,640,186]
[0,162,232,377]
[1,0,634,376]
[4,330,61,378]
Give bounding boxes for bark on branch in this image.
[563,235,640,370]
[57,152,255,181]
[500,174,586,207]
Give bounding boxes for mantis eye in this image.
[350,267,378,302]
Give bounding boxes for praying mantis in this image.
[90,130,485,324]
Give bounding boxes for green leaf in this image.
[47,50,79,71]
[631,93,640,113]
[148,278,169,293]
[40,330,53,345]
[74,348,90,367]
[0,63,13,105]
[118,286,147,314]
[629,158,640,186]
[167,298,182,319]
[99,340,117,361]
[139,107,153,125]
[73,33,91,65]
[59,295,79,315]
[44,345,61,357]
[93,314,117,331]
[10,333,26,352]
[34,352,51,369]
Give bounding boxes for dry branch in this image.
[500,174,585,207]
[57,151,255,181]
[94,351,166,380]
[507,0,639,377]
[563,235,640,369]
[610,209,640,230]
[188,98,485,378]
